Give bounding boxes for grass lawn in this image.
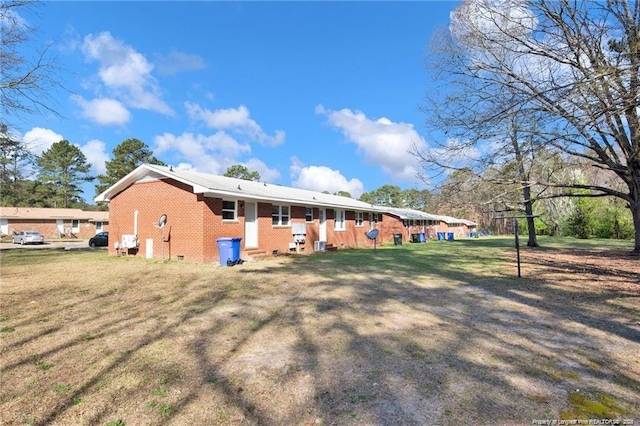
[0,236,638,425]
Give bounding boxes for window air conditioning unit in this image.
[121,234,139,249]
[314,241,326,252]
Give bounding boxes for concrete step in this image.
[242,248,270,261]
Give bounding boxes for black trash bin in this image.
[411,233,420,243]
[393,233,403,245]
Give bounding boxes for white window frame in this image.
[355,211,364,227]
[334,209,345,231]
[222,200,237,221]
[272,205,290,227]
[305,207,313,222]
[71,219,80,233]
[95,221,103,232]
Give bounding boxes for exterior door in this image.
[56,219,64,237]
[319,208,327,242]
[244,202,258,247]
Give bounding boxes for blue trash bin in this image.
[419,232,426,243]
[231,237,242,262]
[216,238,233,267]
[437,232,445,241]
[447,232,454,241]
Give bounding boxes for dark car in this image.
[89,232,109,247]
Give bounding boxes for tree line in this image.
[2,0,638,250]
[2,123,631,241]
[412,156,634,241]
[414,0,640,253]
[0,132,164,210]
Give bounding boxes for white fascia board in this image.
[190,184,210,194]
[94,165,204,202]
[94,164,158,202]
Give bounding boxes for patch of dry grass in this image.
[1,238,639,425]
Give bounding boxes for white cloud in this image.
[450,0,537,46]
[154,131,252,174]
[153,131,281,180]
[316,105,427,182]
[243,158,280,182]
[72,95,131,126]
[428,137,482,167]
[81,31,174,116]
[22,127,63,156]
[154,50,207,75]
[290,157,364,198]
[185,102,285,146]
[175,163,196,172]
[80,139,109,175]
[19,129,107,179]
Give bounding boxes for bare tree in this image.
[416,0,640,253]
[0,0,62,128]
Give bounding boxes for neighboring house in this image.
[0,207,109,239]
[377,207,477,243]
[435,215,478,238]
[95,164,381,263]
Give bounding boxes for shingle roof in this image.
[95,164,379,211]
[379,207,476,226]
[94,165,476,225]
[375,206,441,221]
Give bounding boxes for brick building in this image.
[376,207,477,243]
[0,207,108,239]
[95,164,382,263]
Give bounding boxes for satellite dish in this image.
[365,229,379,240]
[153,214,168,260]
[365,228,379,251]
[157,214,167,229]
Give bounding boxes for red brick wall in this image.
[376,217,471,242]
[378,215,461,243]
[324,209,373,249]
[4,219,107,239]
[109,178,216,263]
[108,178,379,263]
[377,214,406,244]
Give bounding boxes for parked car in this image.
[12,231,45,245]
[89,231,109,247]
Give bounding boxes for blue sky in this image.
[13,1,460,202]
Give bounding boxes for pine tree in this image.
[95,138,165,196]
[36,140,93,208]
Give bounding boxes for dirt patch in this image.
[1,243,638,425]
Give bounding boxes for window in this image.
[355,212,364,227]
[369,212,382,223]
[334,209,345,231]
[71,219,80,233]
[222,200,237,220]
[272,205,290,226]
[305,207,313,222]
[96,221,103,232]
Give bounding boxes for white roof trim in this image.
[94,164,476,225]
[95,164,378,211]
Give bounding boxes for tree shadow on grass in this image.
[1,243,638,425]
